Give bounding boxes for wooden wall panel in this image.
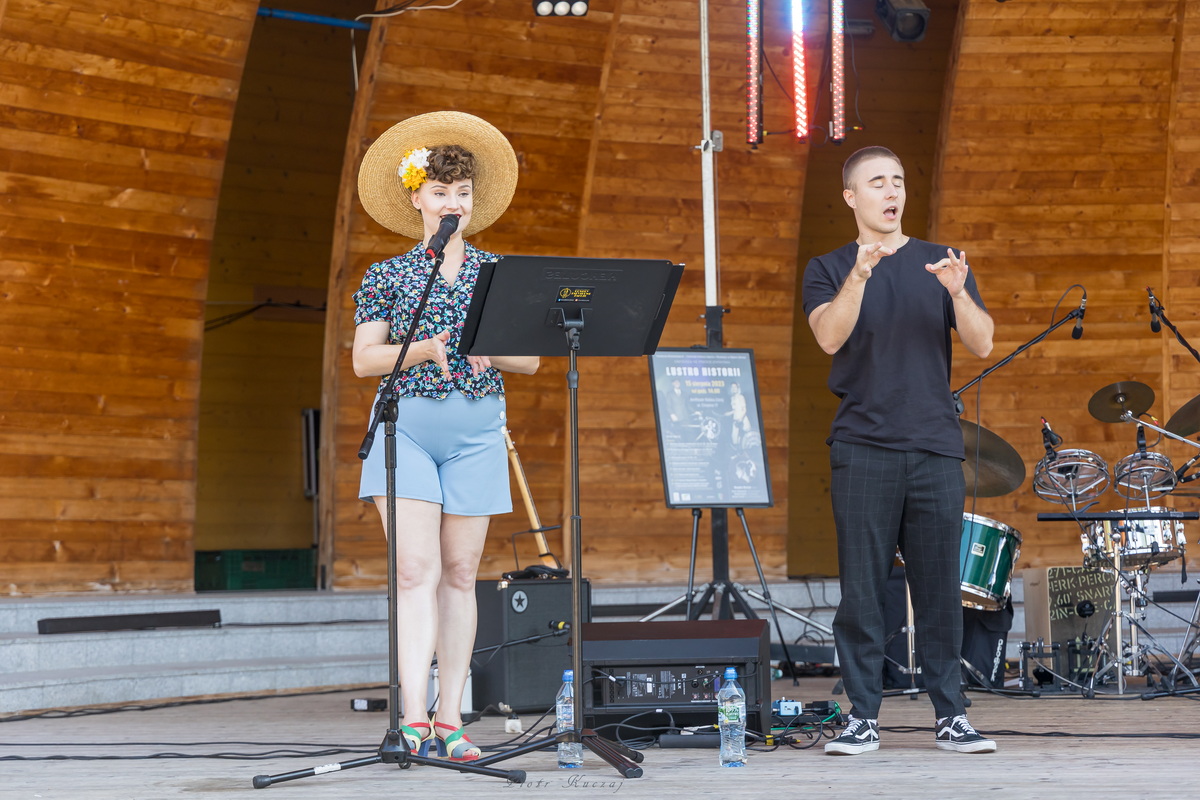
[0,0,258,594]
[930,0,1188,571]
[323,0,807,588]
[196,0,373,555]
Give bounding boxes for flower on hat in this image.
[398,147,432,191]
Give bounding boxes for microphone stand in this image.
[1150,292,1200,366]
[952,306,1083,416]
[253,248,523,788]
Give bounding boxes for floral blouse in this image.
[353,242,505,399]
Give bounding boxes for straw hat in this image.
[357,111,518,240]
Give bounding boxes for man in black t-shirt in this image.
[802,146,998,756]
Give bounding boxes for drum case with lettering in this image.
[1021,566,1117,674]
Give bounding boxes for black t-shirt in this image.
[801,238,987,459]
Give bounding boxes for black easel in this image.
[457,253,684,778]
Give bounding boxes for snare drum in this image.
[960,513,1022,611]
[1083,507,1185,569]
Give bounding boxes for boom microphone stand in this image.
[952,286,1086,416]
[253,236,523,788]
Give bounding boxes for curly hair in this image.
[426,144,477,184]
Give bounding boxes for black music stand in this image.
[460,254,683,778]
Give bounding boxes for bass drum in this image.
[960,513,1022,611]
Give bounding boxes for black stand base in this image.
[252,730,526,788]
[474,728,644,779]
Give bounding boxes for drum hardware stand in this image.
[1140,580,1200,698]
[1082,559,1199,697]
[1169,580,1200,680]
[1109,407,1200,474]
[883,574,924,700]
[1018,640,1062,692]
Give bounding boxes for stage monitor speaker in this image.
[579,619,771,733]
[472,578,590,714]
[1022,566,1117,660]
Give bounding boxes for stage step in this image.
[1,576,1195,714]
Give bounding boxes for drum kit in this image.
[886,380,1200,696]
[1027,381,1200,694]
[952,380,1200,695]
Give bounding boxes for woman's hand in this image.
[425,329,452,378]
[466,354,492,376]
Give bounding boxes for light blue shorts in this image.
[358,392,512,517]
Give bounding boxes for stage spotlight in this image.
[875,0,929,42]
[533,0,588,15]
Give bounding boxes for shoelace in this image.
[943,716,977,735]
[845,717,873,736]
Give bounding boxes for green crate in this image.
[194,548,316,591]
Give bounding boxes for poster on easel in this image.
[648,348,773,509]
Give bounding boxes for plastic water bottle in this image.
[556,669,583,768]
[717,666,747,767]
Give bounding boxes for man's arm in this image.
[808,242,895,354]
[926,247,993,359]
[951,290,994,359]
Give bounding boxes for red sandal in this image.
[432,721,481,761]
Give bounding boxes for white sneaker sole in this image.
[824,740,880,755]
[936,740,997,753]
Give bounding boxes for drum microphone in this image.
[1175,452,1200,484]
[548,620,571,631]
[1147,287,1162,333]
[1041,418,1063,457]
[1071,290,1087,339]
[424,214,460,261]
[1136,423,1147,453]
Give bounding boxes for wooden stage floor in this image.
[3,675,1199,799]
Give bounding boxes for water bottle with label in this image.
[716,666,747,767]
[556,669,583,768]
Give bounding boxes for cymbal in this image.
[1087,381,1154,423]
[1166,394,1200,437]
[960,419,1026,497]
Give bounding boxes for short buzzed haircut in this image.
[842,146,902,190]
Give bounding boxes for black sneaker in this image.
[934,715,996,753]
[824,716,880,755]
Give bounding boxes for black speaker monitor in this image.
[472,578,591,714]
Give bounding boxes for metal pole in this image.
[697,0,732,612]
[698,0,719,313]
